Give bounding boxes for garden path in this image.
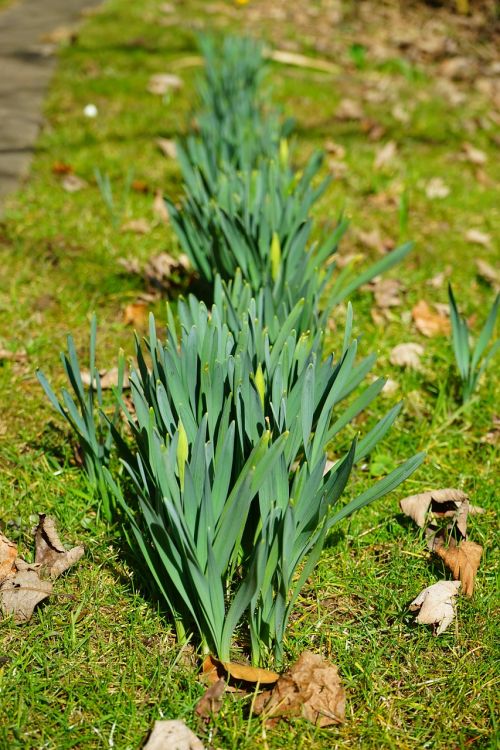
[0,0,101,210]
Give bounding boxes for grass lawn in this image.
[0,0,498,748]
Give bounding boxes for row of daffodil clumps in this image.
[37,36,424,668]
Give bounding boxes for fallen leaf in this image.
[51,162,73,175]
[123,302,149,329]
[412,300,450,337]
[41,25,78,45]
[61,174,88,193]
[143,720,204,750]
[434,539,482,597]
[147,73,183,95]
[336,98,364,120]
[253,651,345,727]
[465,229,491,247]
[0,566,52,624]
[156,138,177,159]
[426,271,447,289]
[475,259,500,291]
[121,218,151,234]
[81,367,130,390]
[439,56,476,81]
[325,140,345,159]
[34,515,84,579]
[371,278,402,308]
[382,378,399,396]
[144,252,190,291]
[357,228,387,254]
[425,177,450,199]
[461,142,487,165]
[203,655,279,685]
[0,533,17,582]
[153,190,170,224]
[389,342,424,370]
[131,179,150,193]
[399,488,482,537]
[268,49,338,74]
[0,348,27,362]
[374,141,397,170]
[118,257,141,275]
[195,679,226,719]
[409,580,460,635]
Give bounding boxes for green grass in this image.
[0,0,499,748]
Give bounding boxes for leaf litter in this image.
[410,580,460,635]
[0,515,83,623]
[143,720,204,750]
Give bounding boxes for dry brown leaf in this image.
[52,162,73,175]
[465,229,491,247]
[121,218,151,234]
[34,515,84,579]
[253,651,345,727]
[372,278,402,308]
[336,98,364,121]
[153,190,170,224]
[425,177,450,199]
[147,73,183,95]
[131,179,150,194]
[123,302,149,329]
[461,142,487,165]
[0,533,17,582]
[325,140,345,159]
[267,49,337,74]
[0,566,52,624]
[434,539,482,597]
[81,367,130,390]
[0,348,27,362]
[195,679,226,719]
[400,488,473,534]
[357,228,386,254]
[389,342,424,370]
[41,25,78,45]
[475,259,500,291]
[61,174,88,193]
[412,300,450,337]
[374,141,397,170]
[202,655,279,685]
[156,138,177,159]
[143,720,204,750]
[409,580,460,635]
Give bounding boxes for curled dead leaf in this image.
[475,259,500,292]
[61,174,88,192]
[147,73,183,95]
[203,655,279,685]
[123,301,149,329]
[253,651,345,727]
[34,515,84,579]
[81,367,130,390]
[121,218,151,235]
[0,567,52,624]
[0,533,17,582]
[465,229,491,247]
[143,720,204,750]
[371,278,402,308]
[400,488,470,532]
[195,679,226,719]
[434,539,482,597]
[409,580,460,635]
[389,342,424,370]
[374,141,397,170]
[156,138,177,159]
[412,300,450,337]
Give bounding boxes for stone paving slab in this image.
[0,0,101,211]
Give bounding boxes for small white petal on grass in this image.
[83,103,98,118]
[389,342,424,370]
[409,580,460,635]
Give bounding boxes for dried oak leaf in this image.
[0,565,52,624]
[195,679,226,719]
[253,651,345,728]
[409,580,460,635]
[434,539,482,597]
[412,300,450,337]
[34,515,84,579]
[399,488,477,536]
[389,342,424,370]
[143,720,204,750]
[0,533,17,582]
